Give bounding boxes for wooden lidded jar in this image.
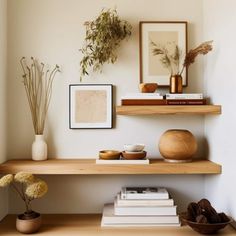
[158,129,197,163]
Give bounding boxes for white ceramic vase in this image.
[32,135,47,161]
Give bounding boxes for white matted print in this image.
[69,84,113,129]
[140,21,187,87]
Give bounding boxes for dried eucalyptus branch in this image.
[20,57,60,134]
[80,8,132,80]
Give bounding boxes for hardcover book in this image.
[114,201,177,216]
[121,99,166,105]
[165,93,203,99]
[101,204,180,225]
[121,187,169,200]
[116,193,174,206]
[166,99,206,105]
[121,93,163,99]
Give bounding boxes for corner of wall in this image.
[203,0,236,219]
[0,0,8,221]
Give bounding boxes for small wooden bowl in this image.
[181,212,232,235]
[121,151,147,160]
[99,150,120,160]
[139,83,158,93]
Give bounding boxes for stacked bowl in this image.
[122,144,146,160]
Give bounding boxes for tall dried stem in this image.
[20,57,60,135]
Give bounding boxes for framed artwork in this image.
[139,21,188,87]
[69,84,113,129]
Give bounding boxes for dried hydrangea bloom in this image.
[25,180,48,199]
[0,174,14,187]
[14,172,35,184]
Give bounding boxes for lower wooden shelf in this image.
[0,159,221,175]
[0,214,235,236]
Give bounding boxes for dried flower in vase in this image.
[151,40,213,76]
[20,57,60,135]
[180,40,213,75]
[0,172,48,219]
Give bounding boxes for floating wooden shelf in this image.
[0,214,235,236]
[116,105,221,115]
[0,159,221,175]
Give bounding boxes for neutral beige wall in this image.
[7,0,205,213]
[204,0,236,219]
[0,0,8,220]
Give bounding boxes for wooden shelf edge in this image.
[0,159,221,175]
[0,214,235,236]
[116,105,222,115]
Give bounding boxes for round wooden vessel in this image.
[158,129,197,162]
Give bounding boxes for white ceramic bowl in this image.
[124,144,145,152]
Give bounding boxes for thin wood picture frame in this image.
[69,84,113,129]
[139,21,188,87]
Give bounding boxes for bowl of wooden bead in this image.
[181,199,232,234]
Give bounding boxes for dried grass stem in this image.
[20,57,60,134]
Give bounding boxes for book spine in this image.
[114,206,177,216]
[120,193,169,200]
[121,96,164,100]
[116,199,174,207]
[166,94,203,99]
[101,222,181,227]
[166,99,206,105]
[122,93,161,97]
[102,216,180,224]
[121,99,166,105]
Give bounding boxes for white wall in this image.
[204,0,236,219]
[0,0,8,221]
[7,0,206,213]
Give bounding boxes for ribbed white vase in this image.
[32,135,47,161]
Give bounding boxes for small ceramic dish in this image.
[123,144,145,152]
[99,150,120,160]
[121,151,147,160]
[181,212,232,235]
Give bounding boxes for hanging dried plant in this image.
[151,40,213,76]
[80,8,132,80]
[20,57,60,135]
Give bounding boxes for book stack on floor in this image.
[101,187,180,227]
[121,93,206,105]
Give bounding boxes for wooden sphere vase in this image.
[158,129,197,162]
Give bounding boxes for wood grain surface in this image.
[0,159,221,175]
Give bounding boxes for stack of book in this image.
[121,93,165,105]
[121,93,206,105]
[165,93,206,105]
[101,187,180,227]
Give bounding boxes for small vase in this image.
[169,74,183,93]
[32,135,47,161]
[16,212,42,234]
[158,129,197,163]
